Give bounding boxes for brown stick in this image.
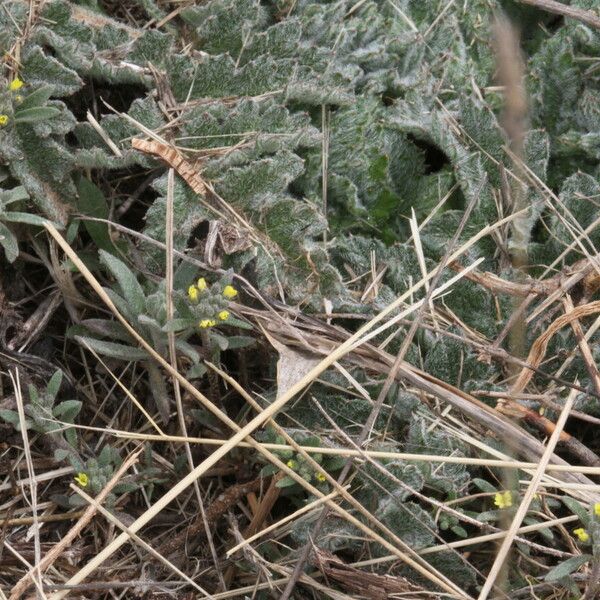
[243,472,285,539]
[310,548,425,598]
[223,471,285,588]
[516,0,600,30]
[155,477,263,561]
[511,300,600,394]
[563,296,600,397]
[131,138,206,195]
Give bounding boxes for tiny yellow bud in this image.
[594,502,600,517]
[573,527,589,542]
[223,285,237,299]
[14,94,23,104]
[74,472,89,487]
[315,471,327,482]
[494,490,512,509]
[199,319,216,328]
[286,459,298,470]
[188,284,198,302]
[9,78,23,91]
[0,115,9,126]
[218,310,229,321]
[197,277,207,291]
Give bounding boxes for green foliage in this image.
[550,173,600,259]
[71,253,248,420]
[374,498,436,551]
[258,429,344,490]
[423,331,496,390]
[544,554,592,582]
[3,0,600,594]
[67,445,161,508]
[0,369,80,447]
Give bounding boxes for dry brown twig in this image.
[516,0,600,31]
[510,300,600,394]
[310,548,426,599]
[155,477,263,562]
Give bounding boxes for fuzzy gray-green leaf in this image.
[99,250,146,316]
[76,336,149,361]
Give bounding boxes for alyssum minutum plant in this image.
[73,250,252,421]
[541,498,600,593]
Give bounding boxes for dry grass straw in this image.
[113,430,600,474]
[207,361,467,596]
[10,448,143,599]
[70,485,210,595]
[477,388,578,598]
[165,167,225,587]
[42,221,485,597]
[226,488,345,556]
[11,370,44,598]
[31,137,597,597]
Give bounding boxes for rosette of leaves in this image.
[72,250,203,423]
[65,446,144,509]
[258,430,345,491]
[0,369,81,450]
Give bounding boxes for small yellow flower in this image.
[218,310,229,321]
[223,285,238,299]
[0,115,8,126]
[594,503,600,517]
[188,284,198,302]
[197,277,207,291]
[74,473,89,487]
[574,527,590,542]
[14,94,23,104]
[286,459,298,470]
[494,490,513,509]
[9,78,23,91]
[315,471,327,482]
[199,319,216,328]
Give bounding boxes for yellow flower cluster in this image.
[223,285,237,299]
[188,278,208,302]
[286,459,298,470]
[9,78,23,91]
[595,503,600,517]
[188,278,236,329]
[0,115,8,127]
[494,490,512,509]
[199,319,217,328]
[74,472,89,487]
[315,471,327,482]
[188,284,198,302]
[573,527,589,542]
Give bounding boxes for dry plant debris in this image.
[1,1,600,599]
